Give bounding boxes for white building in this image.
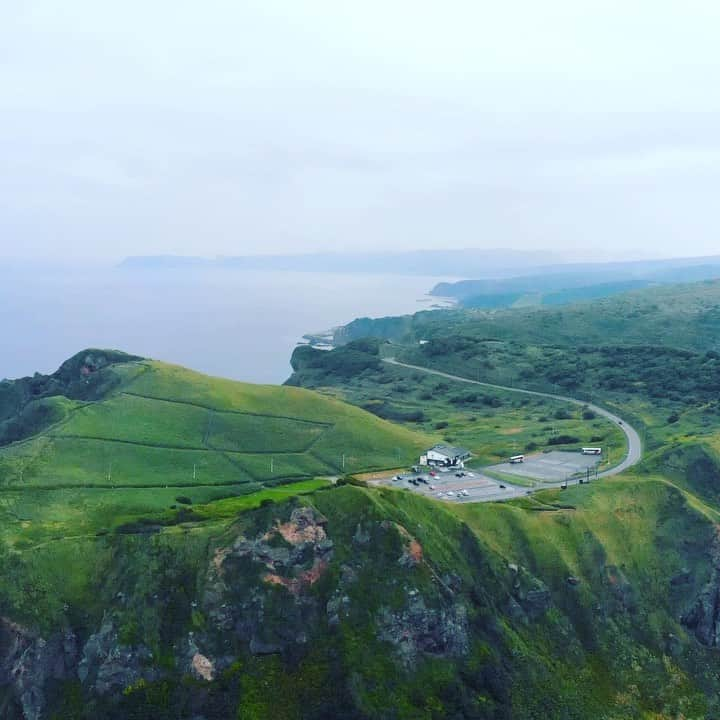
[420,444,472,468]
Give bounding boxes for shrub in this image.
[667,412,680,424]
[175,496,192,505]
[483,395,502,408]
[434,421,449,430]
[548,434,580,445]
[554,409,573,420]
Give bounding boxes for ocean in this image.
[0,266,456,384]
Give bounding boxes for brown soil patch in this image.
[264,559,329,595]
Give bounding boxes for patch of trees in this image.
[289,339,383,383]
[361,400,425,423]
[548,435,580,445]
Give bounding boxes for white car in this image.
[461,489,470,497]
[436,492,444,498]
[429,485,436,491]
[446,490,456,497]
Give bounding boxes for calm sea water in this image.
[0,267,456,384]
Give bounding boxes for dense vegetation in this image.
[288,341,625,467]
[329,280,720,455]
[336,280,720,351]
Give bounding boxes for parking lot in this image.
[375,468,524,503]
[373,450,605,504]
[485,451,601,483]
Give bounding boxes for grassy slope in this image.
[0,356,432,546]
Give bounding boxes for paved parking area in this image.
[486,451,600,483]
[375,469,524,503]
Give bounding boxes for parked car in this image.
[446,491,456,497]
[499,484,506,489]
[429,485,436,490]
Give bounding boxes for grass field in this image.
[0,357,433,542]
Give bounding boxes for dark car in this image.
[499,484,506,489]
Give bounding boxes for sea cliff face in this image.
[0,480,719,719]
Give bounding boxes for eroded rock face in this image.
[682,532,720,646]
[377,592,469,667]
[78,616,157,695]
[0,504,483,716]
[196,506,334,669]
[507,566,552,621]
[0,618,76,720]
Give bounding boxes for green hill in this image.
[0,350,432,542]
[336,278,720,351]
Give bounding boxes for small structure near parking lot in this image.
[420,444,472,468]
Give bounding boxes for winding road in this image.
[384,358,642,479]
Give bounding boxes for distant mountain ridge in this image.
[118,248,561,277]
[431,255,720,308]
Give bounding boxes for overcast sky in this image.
[2,1,720,262]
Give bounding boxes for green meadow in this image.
[0,356,432,542]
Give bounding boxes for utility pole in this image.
[107,463,112,483]
[270,457,274,474]
[342,454,346,471]
[193,464,197,481]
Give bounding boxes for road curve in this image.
[384,358,642,478]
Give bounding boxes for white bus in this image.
[582,447,602,456]
[509,455,525,464]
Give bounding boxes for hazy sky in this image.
[3,1,720,262]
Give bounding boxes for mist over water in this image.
[0,268,456,384]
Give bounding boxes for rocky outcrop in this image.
[507,564,552,621]
[377,590,469,667]
[0,618,77,720]
[682,532,720,646]
[604,565,637,613]
[197,506,334,669]
[78,616,157,695]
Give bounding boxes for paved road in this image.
[384,358,643,479]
